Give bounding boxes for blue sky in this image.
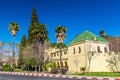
[0,0,120,45]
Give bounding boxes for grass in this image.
[73,72,120,77]
[14,69,23,72]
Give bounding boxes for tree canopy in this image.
[9,22,20,36]
[28,8,39,44]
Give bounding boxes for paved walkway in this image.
[0,71,120,80]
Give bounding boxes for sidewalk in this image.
[0,71,120,80]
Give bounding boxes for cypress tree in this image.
[28,8,38,44]
[18,35,27,68]
[31,8,38,25]
[20,35,27,47]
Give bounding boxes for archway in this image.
[64,61,68,70]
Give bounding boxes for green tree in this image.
[9,22,19,36]
[31,23,49,72]
[80,67,86,75]
[100,30,106,38]
[18,35,27,68]
[31,8,38,25]
[22,44,37,71]
[28,8,38,44]
[50,42,67,48]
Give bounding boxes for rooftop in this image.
[69,30,108,45]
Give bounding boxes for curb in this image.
[0,72,120,80]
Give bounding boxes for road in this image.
[0,74,81,80]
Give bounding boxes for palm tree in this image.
[55,25,66,72]
[9,22,19,71]
[80,67,86,75]
[100,30,106,38]
[31,23,48,43]
[31,23,48,72]
[9,22,19,36]
[9,22,19,57]
[55,26,66,44]
[50,42,67,48]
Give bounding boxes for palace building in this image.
[46,31,110,73]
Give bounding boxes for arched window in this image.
[73,47,75,54]
[79,47,81,53]
[64,61,68,69]
[104,47,107,52]
[54,53,56,57]
[64,51,67,55]
[97,46,100,53]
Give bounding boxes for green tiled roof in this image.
[69,30,108,45]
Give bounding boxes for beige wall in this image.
[68,41,87,72]
[90,54,110,72]
[86,40,110,72]
[46,40,110,73]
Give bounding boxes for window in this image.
[98,46,102,53]
[64,51,67,55]
[73,47,75,54]
[78,47,81,53]
[104,47,107,52]
[54,53,56,57]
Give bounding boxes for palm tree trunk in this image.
[60,44,62,72]
[12,36,15,71]
[38,41,44,72]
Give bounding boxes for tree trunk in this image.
[38,64,41,72]
[59,45,62,72]
[89,60,91,73]
[35,66,37,72]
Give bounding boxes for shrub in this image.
[43,62,56,72]
[80,67,86,75]
[3,64,11,71]
[61,68,67,74]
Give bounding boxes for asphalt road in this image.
[0,74,82,80]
